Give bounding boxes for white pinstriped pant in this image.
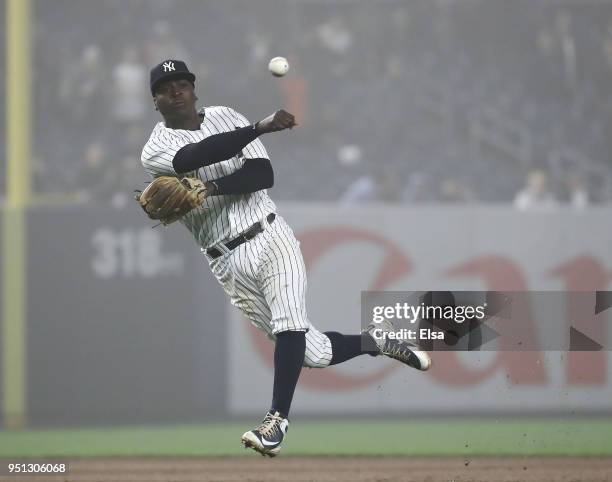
[207,214,333,368]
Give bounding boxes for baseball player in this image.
[140,60,431,457]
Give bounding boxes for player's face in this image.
[153,78,197,118]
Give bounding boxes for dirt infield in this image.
[6,456,611,482]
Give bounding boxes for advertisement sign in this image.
[229,205,612,414]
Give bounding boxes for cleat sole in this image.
[241,435,279,457]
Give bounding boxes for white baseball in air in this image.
[268,56,289,77]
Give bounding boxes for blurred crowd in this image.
[20,0,612,206]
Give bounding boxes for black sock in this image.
[325,331,380,366]
[271,331,306,418]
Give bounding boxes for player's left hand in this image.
[255,109,297,134]
[134,176,210,226]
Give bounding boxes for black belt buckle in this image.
[243,227,259,241]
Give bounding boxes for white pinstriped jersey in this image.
[141,106,277,249]
[140,105,333,364]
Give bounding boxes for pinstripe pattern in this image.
[141,106,276,249]
[141,107,332,368]
[209,215,333,368]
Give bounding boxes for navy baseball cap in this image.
[150,59,196,95]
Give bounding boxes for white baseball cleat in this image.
[241,411,289,457]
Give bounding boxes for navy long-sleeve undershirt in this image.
[212,158,274,195]
[172,125,260,173]
[171,125,273,195]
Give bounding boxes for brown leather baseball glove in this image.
[135,176,210,226]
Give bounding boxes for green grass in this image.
[0,418,610,458]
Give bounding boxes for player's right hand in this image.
[255,109,297,134]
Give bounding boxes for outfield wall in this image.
[1,203,611,425]
[229,204,612,415]
[12,204,228,426]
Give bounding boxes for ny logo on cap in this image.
[163,61,176,72]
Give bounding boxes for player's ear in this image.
[153,98,159,111]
